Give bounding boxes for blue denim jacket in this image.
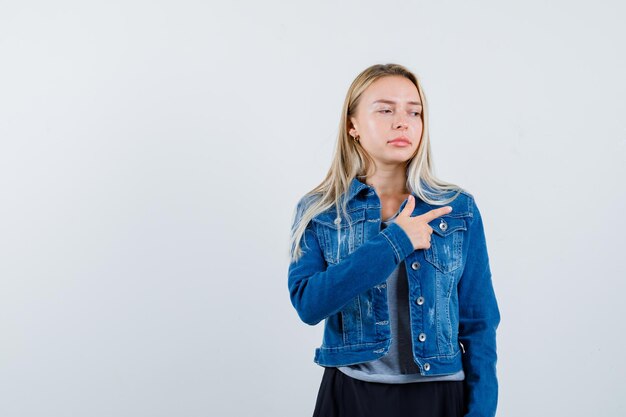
[288,177,500,417]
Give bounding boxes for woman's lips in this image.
[388,139,411,146]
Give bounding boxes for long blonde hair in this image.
[289,63,463,263]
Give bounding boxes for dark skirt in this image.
[312,367,466,417]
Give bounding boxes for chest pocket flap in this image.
[428,215,467,237]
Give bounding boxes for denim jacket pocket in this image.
[424,215,468,273]
[312,209,366,265]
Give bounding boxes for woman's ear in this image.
[349,117,359,137]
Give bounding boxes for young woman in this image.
[288,63,500,417]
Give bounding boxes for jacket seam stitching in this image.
[380,231,401,262]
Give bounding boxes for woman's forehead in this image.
[362,76,420,104]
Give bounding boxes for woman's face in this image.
[349,75,423,167]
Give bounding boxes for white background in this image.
[1,1,625,416]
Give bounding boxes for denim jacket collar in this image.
[347,176,371,203]
[348,176,457,209]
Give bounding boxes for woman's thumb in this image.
[400,194,415,216]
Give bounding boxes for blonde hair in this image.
[289,63,463,263]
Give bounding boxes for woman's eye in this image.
[412,112,421,116]
[379,109,392,114]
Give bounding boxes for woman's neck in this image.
[365,170,408,198]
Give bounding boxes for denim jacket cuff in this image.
[380,222,414,262]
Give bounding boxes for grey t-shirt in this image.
[337,209,465,383]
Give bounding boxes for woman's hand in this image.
[394,195,453,250]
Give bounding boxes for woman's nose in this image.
[394,119,408,129]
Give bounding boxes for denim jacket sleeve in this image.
[457,196,501,417]
[287,197,414,326]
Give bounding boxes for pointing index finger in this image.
[419,206,453,222]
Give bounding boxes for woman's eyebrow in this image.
[371,99,422,106]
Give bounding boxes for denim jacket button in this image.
[416,296,425,306]
[418,333,427,342]
[439,219,448,231]
[423,363,430,371]
[411,261,421,270]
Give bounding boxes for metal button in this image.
[423,363,430,371]
[334,217,342,225]
[411,261,421,270]
[416,296,425,305]
[439,219,447,231]
[418,333,426,342]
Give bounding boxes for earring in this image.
[353,135,360,143]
